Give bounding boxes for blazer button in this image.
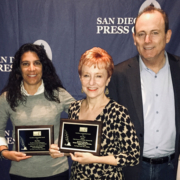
[140,133,143,137]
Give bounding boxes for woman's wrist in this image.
[93,155,118,166]
[0,148,9,160]
[92,155,100,164]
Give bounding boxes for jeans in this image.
[139,158,176,180]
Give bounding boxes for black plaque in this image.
[15,125,54,155]
[59,119,102,156]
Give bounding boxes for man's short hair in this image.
[134,5,169,34]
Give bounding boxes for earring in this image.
[105,87,109,95]
[81,88,84,93]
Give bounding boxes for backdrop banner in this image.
[0,0,180,179]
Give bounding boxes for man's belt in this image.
[142,153,175,164]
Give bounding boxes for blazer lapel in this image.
[168,53,180,143]
[126,56,144,128]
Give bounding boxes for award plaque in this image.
[59,119,102,156]
[15,125,54,155]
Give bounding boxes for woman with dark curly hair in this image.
[0,43,75,180]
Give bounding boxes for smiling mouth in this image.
[88,88,97,91]
[144,47,154,50]
[28,75,37,77]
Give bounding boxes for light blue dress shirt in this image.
[139,52,176,158]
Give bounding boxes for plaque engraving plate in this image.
[15,125,54,155]
[59,119,102,156]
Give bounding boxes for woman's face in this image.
[80,64,110,99]
[20,51,43,91]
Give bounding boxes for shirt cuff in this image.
[0,137,8,147]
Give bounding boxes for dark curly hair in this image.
[1,43,64,111]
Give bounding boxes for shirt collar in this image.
[21,80,44,96]
[139,51,169,73]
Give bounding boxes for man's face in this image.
[133,11,171,64]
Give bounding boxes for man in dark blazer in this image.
[108,6,180,180]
